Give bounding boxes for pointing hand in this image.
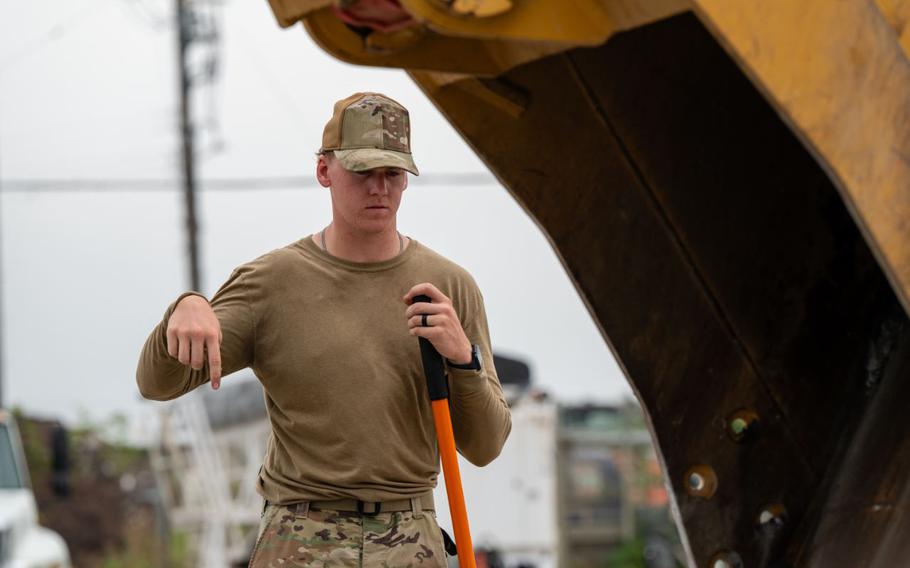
[165,295,224,389]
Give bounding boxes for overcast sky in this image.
[0,0,631,438]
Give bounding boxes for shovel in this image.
[413,294,477,568]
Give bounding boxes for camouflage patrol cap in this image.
[320,92,419,176]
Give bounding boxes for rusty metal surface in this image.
[799,327,910,568]
[692,0,910,318]
[411,13,909,567]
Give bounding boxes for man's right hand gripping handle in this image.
[166,295,224,389]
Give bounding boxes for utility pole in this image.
[176,0,202,291]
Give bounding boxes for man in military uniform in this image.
[137,92,512,567]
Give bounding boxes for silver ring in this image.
[421,314,429,327]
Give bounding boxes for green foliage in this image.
[607,538,645,568]
[12,406,50,480]
[169,530,190,568]
[98,520,188,568]
[14,408,165,566]
[68,412,147,477]
[102,443,146,476]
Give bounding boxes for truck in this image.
[0,410,71,568]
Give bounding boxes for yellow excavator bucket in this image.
[266,2,910,567]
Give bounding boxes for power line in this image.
[0,173,498,192]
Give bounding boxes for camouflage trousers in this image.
[249,502,449,568]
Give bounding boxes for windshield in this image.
[0,424,23,489]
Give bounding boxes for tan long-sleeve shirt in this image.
[137,237,511,503]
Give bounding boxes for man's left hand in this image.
[403,282,473,365]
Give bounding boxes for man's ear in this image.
[316,155,332,188]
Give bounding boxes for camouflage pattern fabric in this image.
[333,148,418,175]
[321,92,419,175]
[339,94,411,153]
[249,504,448,568]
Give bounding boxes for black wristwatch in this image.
[447,344,482,371]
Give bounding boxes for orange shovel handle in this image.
[432,399,476,568]
[411,294,476,567]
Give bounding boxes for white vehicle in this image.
[0,410,71,568]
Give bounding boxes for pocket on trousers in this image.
[260,505,280,539]
[420,512,451,568]
[249,505,279,567]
